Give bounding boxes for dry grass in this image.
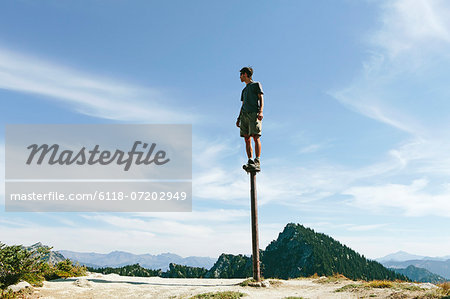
[268,279,283,287]
[335,283,363,292]
[0,287,34,299]
[438,282,450,292]
[189,291,247,299]
[239,278,281,288]
[315,273,350,284]
[422,281,450,298]
[335,281,426,293]
[238,279,257,287]
[367,280,395,288]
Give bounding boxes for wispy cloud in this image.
[346,223,388,232]
[0,47,196,122]
[328,0,450,217]
[132,209,249,222]
[191,135,410,207]
[372,0,450,57]
[0,217,258,257]
[298,143,327,154]
[343,178,450,217]
[331,0,450,136]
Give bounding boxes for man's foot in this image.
[243,159,261,172]
[254,158,261,171]
[243,159,256,171]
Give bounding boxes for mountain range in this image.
[25,224,449,282]
[376,251,450,262]
[57,250,216,271]
[381,259,450,280]
[389,265,448,283]
[376,251,450,280]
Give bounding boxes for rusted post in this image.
[249,171,261,282]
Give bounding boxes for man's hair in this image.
[240,67,253,78]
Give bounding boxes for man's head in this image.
[240,67,253,82]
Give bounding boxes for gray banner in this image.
[5,124,192,212]
[6,124,192,180]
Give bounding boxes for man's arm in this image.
[236,106,243,127]
[257,93,264,120]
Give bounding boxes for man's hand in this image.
[236,118,240,128]
[257,111,263,120]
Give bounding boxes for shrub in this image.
[0,242,48,289]
[43,259,87,280]
[0,242,87,294]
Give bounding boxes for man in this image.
[236,66,264,171]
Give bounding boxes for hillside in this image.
[391,265,448,283]
[205,253,253,278]
[207,223,407,281]
[382,259,450,280]
[261,223,406,280]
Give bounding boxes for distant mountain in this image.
[390,265,448,283]
[377,251,450,262]
[206,223,407,281]
[25,242,65,264]
[377,251,427,262]
[381,259,450,279]
[58,250,216,271]
[89,263,209,278]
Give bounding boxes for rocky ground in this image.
[11,272,450,299]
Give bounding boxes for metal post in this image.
[250,171,261,282]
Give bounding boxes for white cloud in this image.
[0,218,257,257]
[345,224,388,232]
[0,47,196,122]
[81,214,213,237]
[132,209,249,222]
[191,133,414,207]
[373,0,450,57]
[0,210,285,257]
[343,178,450,217]
[297,144,325,154]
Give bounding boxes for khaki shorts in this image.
[240,111,262,137]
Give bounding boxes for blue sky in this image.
[0,0,449,259]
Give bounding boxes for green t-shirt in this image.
[241,81,264,113]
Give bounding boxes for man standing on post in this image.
[236,67,264,171]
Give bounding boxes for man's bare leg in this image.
[244,135,253,159]
[253,135,261,159]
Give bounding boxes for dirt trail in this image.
[31,273,443,299]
